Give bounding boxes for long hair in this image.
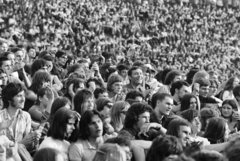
[221,99,238,119]
[29,71,51,94]
[73,89,94,115]
[180,109,200,123]
[79,110,103,140]
[224,77,237,91]
[33,148,63,161]
[96,97,112,112]
[110,101,130,132]
[203,117,227,144]
[166,119,190,138]
[31,59,47,77]
[48,107,78,141]
[92,144,126,161]
[180,94,199,112]
[146,135,183,161]
[164,70,181,85]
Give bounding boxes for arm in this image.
[131,144,146,161]
[25,90,37,101]
[203,142,229,152]
[52,75,63,91]
[21,68,31,88]
[130,140,152,150]
[28,106,43,122]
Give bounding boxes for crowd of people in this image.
[1,0,240,161]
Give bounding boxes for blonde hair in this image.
[92,143,126,161]
[110,101,129,132]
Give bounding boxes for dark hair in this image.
[191,150,226,161]
[164,70,182,85]
[224,138,240,161]
[65,78,85,100]
[151,93,172,109]
[31,59,47,77]
[146,135,183,161]
[35,87,51,105]
[94,87,107,99]
[48,97,71,123]
[10,47,22,54]
[222,99,238,118]
[117,64,129,72]
[67,63,84,75]
[95,97,112,112]
[107,74,123,92]
[86,78,102,88]
[180,109,200,123]
[180,94,199,111]
[29,71,51,94]
[200,108,220,132]
[1,51,14,58]
[170,80,189,96]
[203,117,227,144]
[0,57,10,68]
[233,85,240,98]
[166,119,190,138]
[224,77,238,91]
[186,68,199,85]
[79,110,103,140]
[105,137,131,147]
[48,107,77,140]
[124,103,152,129]
[33,148,62,161]
[128,66,142,77]
[159,68,172,83]
[2,82,25,108]
[194,78,210,87]
[55,50,67,58]
[73,89,93,115]
[125,90,144,101]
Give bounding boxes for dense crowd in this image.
[1,0,240,161]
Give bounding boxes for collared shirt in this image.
[0,108,31,142]
[68,138,104,161]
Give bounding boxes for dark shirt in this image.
[55,64,67,80]
[199,95,218,109]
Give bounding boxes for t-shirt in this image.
[68,138,104,161]
[39,137,70,161]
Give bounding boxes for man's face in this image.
[15,51,24,63]
[0,43,8,53]
[120,70,128,78]
[1,60,12,73]
[130,68,143,85]
[7,54,15,66]
[65,118,76,138]
[111,82,123,94]
[57,55,68,66]
[98,92,108,99]
[136,111,150,130]
[88,115,103,138]
[157,97,173,116]
[199,85,209,97]
[10,91,25,109]
[178,126,191,147]
[176,85,189,100]
[100,103,113,118]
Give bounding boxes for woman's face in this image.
[46,60,53,73]
[189,97,197,110]
[222,104,233,118]
[81,97,94,114]
[233,78,239,87]
[191,117,201,133]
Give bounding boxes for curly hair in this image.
[29,71,51,93]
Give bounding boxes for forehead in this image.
[222,104,232,108]
[139,111,150,117]
[179,125,191,132]
[132,68,142,73]
[162,97,173,103]
[91,115,101,122]
[2,60,11,65]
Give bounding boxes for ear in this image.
[156,100,161,106]
[39,96,43,102]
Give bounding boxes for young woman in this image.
[221,77,239,101]
[39,107,79,161]
[180,94,199,112]
[110,101,130,133]
[221,99,240,133]
[202,117,230,144]
[107,74,125,102]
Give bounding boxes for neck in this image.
[88,136,102,147]
[154,108,164,120]
[173,95,180,104]
[131,81,140,89]
[7,106,19,118]
[108,91,117,98]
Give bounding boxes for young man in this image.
[69,110,104,161]
[0,82,40,150]
[151,93,174,126]
[117,64,130,86]
[125,90,144,105]
[55,50,68,80]
[119,102,165,141]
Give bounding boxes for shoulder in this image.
[21,110,31,119]
[69,140,85,156]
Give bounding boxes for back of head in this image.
[224,138,240,161]
[146,135,183,161]
[93,143,126,161]
[191,150,226,161]
[180,109,199,123]
[192,70,210,84]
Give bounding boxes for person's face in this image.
[209,84,218,96]
[98,92,108,99]
[7,54,15,66]
[38,65,48,73]
[178,126,191,147]
[10,91,25,109]
[222,104,233,118]
[15,51,24,62]
[157,97,173,116]
[191,117,201,132]
[130,68,143,85]
[173,75,182,82]
[136,112,150,130]
[28,49,36,58]
[0,73,8,85]
[135,96,143,103]
[46,60,53,73]
[80,62,89,70]
[111,81,123,94]
[233,78,239,87]
[177,85,189,100]
[81,97,94,114]
[88,115,103,138]
[189,97,197,110]
[75,83,85,93]
[121,146,132,161]
[57,55,68,66]
[120,70,128,78]
[1,60,12,72]
[0,43,8,53]
[199,86,209,97]
[65,118,76,138]
[75,67,85,76]
[100,103,113,118]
